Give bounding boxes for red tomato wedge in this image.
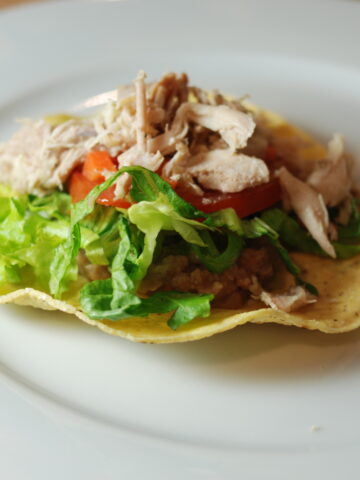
[175,179,281,218]
[69,171,98,203]
[69,149,281,216]
[96,185,132,209]
[69,150,131,208]
[162,176,178,190]
[69,170,132,208]
[82,151,117,182]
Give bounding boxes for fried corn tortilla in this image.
[1,109,359,343]
[1,252,360,343]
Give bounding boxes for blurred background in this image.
[0,0,44,7]
[1,0,358,8]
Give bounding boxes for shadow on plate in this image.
[4,304,360,382]
[2,304,87,332]
[144,323,360,382]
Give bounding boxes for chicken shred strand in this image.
[278,167,336,258]
[260,286,317,313]
[307,134,351,207]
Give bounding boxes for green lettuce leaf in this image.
[28,191,71,219]
[71,169,216,327]
[131,291,213,330]
[191,230,244,274]
[260,208,324,256]
[0,189,116,295]
[332,243,360,259]
[125,166,205,219]
[80,215,213,329]
[80,279,213,330]
[56,167,315,322]
[0,166,328,328]
[337,198,360,241]
[51,166,213,298]
[0,192,74,291]
[204,208,244,236]
[261,207,360,260]
[242,215,318,294]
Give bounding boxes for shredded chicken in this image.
[0,71,264,198]
[1,71,353,211]
[0,118,95,195]
[162,142,204,196]
[278,167,336,258]
[260,286,316,313]
[149,72,188,126]
[114,146,164,198]
[307,134,351,207]
[113,72,165,198]
[147,94,261,194]
[134,70,148,153]
[186,103,255,152]
[187,149,269,193]
[147,102,255,156]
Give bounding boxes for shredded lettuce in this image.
[261,207,360,260]
[3,166,360,330]
[47,167,215,328]
[77,168,317,324]
[337,198,360,243]
[191,230,244,274]
[260,208,325,256]
[0,189,117,294]
[0,192,74,291]
[46,167,318,325]
[243,215,318,295]
[80,215,213,329]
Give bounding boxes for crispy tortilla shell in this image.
[1,253,360,343]
[1,109,358,343]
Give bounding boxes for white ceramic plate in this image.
[1,1,360,478]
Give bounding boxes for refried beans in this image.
[143,246,275,309]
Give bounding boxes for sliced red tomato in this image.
[68,149,132,208]
[96,185,132,209]
[176,179,281,218]
[162,176,178,190]
[82,150,117,182]
[68,170,132,208]
[68,171,98,203]
[70,148,280,215]
[264,145,277,163]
